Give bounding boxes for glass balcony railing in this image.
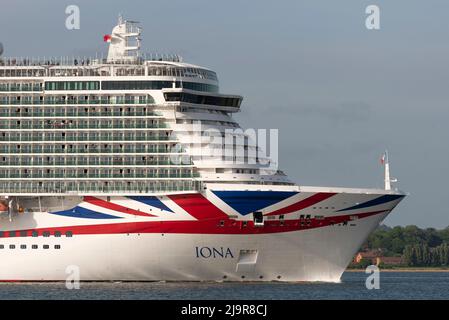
[0,160,193,166]
[0,186,198,194]
[0,98,154,105]
[0,173,199,179]
[1,123,168,130]
[0,136,173,142]
[0,181,201,194]
[0,111,163,117]
[0,147,182,154]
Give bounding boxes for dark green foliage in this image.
[364,225,449,267]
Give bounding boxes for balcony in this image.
[0,98,154,106]
[0,146,182,154]
[1,123,168,130]
[0,111,163,117]
[0,173,199,179]
[0,136,174,142]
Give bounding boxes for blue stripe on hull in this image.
[50,206,122,219]
[212,191,298,215]
[337,194,405,212]
[128,196,173,212]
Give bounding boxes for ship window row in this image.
[165,92,240,108]
[147,67,218,81]
[45,81,100,91]
[0,143,183,154]
[0,95,154,105]
[101,80,218,93]
[0,132,173,142]
[0,155,193,166]
[0,119,168,130]
[2,79,218,93]
[178,106,228,116]
[176,119,239,128]
[0,131,172,139]
[0,168,198,179]
[0,106,161,118]
[0,180,199,194]
[0,83,43,92]
[0,244,62,250]
[0,230,72,238]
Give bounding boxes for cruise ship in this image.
[0,17,405,282]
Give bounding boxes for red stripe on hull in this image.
[265,192,337,216]
[168,194,229,220]
[83,196,155,217]
[4,210,388,237]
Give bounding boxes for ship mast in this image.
[383,150,398,191]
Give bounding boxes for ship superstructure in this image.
[0,18,405,282]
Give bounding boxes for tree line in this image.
[363,225,449,267]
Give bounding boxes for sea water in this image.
[0,272,448,300]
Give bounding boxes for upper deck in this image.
[0,56,218,83]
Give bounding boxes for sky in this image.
[1,0,448,228]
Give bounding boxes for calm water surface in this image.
[0,272,448,300]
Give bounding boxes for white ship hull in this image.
[0,185,404,282]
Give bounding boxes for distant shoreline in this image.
[346,268,449,272]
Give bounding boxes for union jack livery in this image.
[0,17,405,282]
